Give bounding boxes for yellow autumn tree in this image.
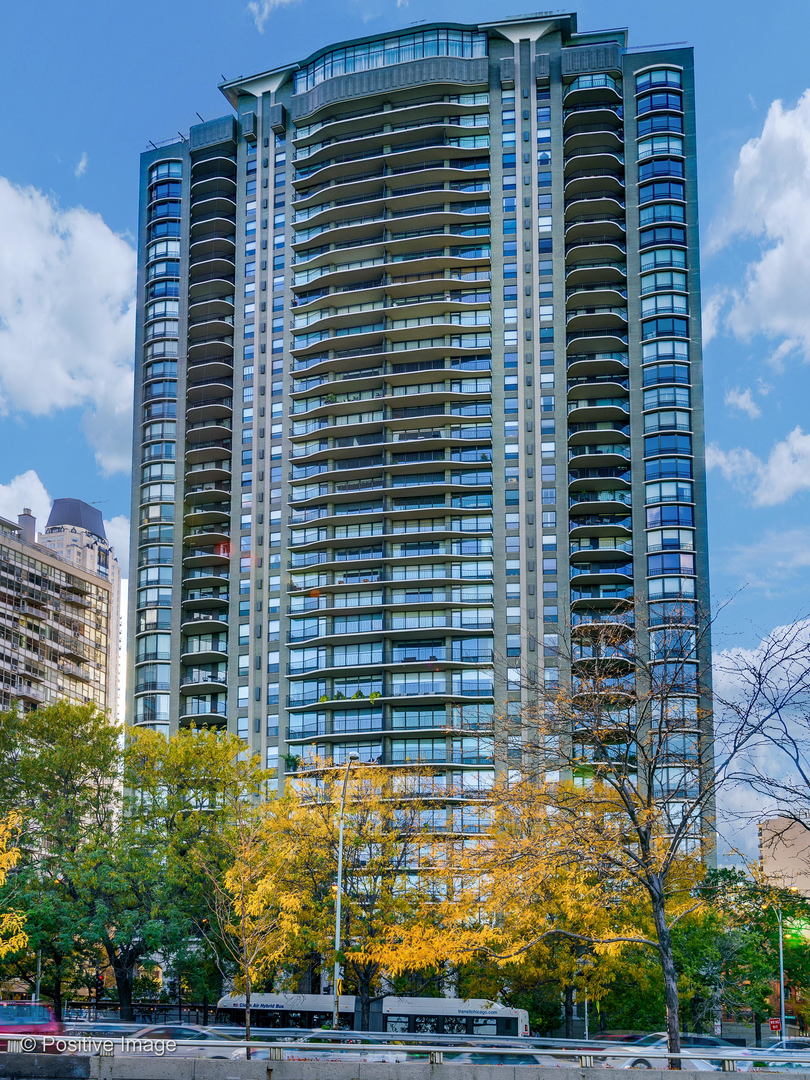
[0,812,27,958]
[249,763,444,1030]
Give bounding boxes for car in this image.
[444,1049,560,1066]
[231,1033,408,1062]
[613,1032,752,1071]
[123,1024,236,1058]
[0,1001,63,1052]
[757,1037,810,1069]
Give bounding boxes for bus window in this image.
[286,1012,304,1028]
[414,1016,440,1033]
[472,1018,497,1035]
[310,1013,331,1028]
[386,1016,409,1033]
[444,1017,467,1035]
[498,1017,518,1037]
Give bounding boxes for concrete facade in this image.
[127,13,712,822]
[0,506,119,718]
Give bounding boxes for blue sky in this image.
[1,0,810,654]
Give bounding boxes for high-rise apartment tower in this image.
[1,503,120,717]
[127,12,711,803]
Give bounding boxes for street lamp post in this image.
[332,753,360,1030]
[776,903,786,1039]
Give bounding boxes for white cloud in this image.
[74,152,88,179]
[0,469,51,527]
[0,178,135,474]
[724,386,761,419]
[246,0,299,31]
[104,514,130,571]
[707,426,810,506]
[701,289,731,346]
[711,90,810,362]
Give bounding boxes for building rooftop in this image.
[45,498,106,541]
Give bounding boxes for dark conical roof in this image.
[45,498,106,541]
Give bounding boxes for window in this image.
[638,134,684,160]
[636,67,683,93]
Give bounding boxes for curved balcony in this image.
[185,354,233,384]
[190,186,237,216]
[569,488,632,514]
[180,608,230,633]
[294,120,489,174]
[184,502,230,527]
[565,234,626,266]
[568,444,630,469]
[180,629,228,660]
[190,155,237,184]
[569,561,634,586]
[188,271,236,303]
[186,395,232,424]
[565,304,627,333]
[570,583,633,609]
[183,522,231,547]
[182,567,230,588]
[564,102,623,127]
[190,210,236,237]
[185,417,232,444]
[179,671,228,694]
[178,704,228,727]
[564,145,624,176]
[293,96,491,146]
[182,585,229,609]
[293,158,490,213]
[571,607,635,632]
[185,458,231,486]
[564,169,624,202]
[184,437,232,467]
[563,74,622,106]
[566,329,628,356]
[182,544,230,570]
[188,312,235,343]
[564,124,623,155]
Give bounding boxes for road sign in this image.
[769,1018,782,1032]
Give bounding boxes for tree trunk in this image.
[244,972,252,1059]
[563,986,574,1039]
[109,954,135,1021]
[51,968,63,1022]
[651,892,681,1068]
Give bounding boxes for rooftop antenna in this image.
[196,112,205,123]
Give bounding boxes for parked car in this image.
[124,1024,236,1058]
[757,1037,810,1069]
[612,1032,752,1071]
[0,1001,63,1051]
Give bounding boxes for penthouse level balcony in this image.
[563,73,622,105]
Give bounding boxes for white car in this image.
[615,1032,752,1071]
[230,1034,407,1062]
[757,1037,810,1069]
[125,1024,236,1058]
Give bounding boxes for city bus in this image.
[215,993,530,1037]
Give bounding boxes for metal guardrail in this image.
[5,1031,810,1070]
